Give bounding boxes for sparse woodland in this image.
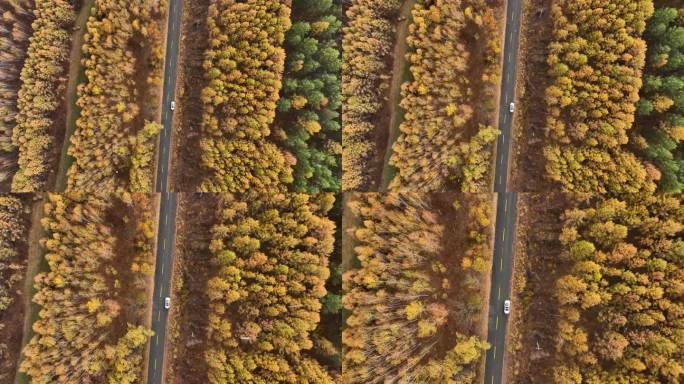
[66,0,166,192]
[342,193,491,383]
[388,0,501,192]
[341,0,401,191]
[0,194,27,382]
[204,192,338,383]
[0,0,33,186]
[275,0,342,193]
[19,192,155,383]
[553,195,684,383]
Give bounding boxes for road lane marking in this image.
[498,286,501,300]
[500,257,503,271]
[162,262,165,275]
[496,316,499,330]
[163,238,166,250]
[158,288,162,298]
[493,345,497,360]
[492,376,495,384]
[156,335,159,345]
[507,71,510,83]
[157,311,161,321]
[503,227,506,241]
[165,213,168,226]
[505,198,508,212]
[154,358,157,370]
[503,113,507,124]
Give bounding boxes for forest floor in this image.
[170,1,209,192]
[504,193,573,382]
[166,193,217,384]
[54,0,94,192]
[509,0,556,193]
[433,194,494,382]
[379,0,416,190]
[15,195,48,384]
[0,196,30,383]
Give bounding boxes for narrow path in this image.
[147,0,183,382]
[484,1,523,383]
[14,197,46,384]
[54,0,94,191]
[380,0,416,190]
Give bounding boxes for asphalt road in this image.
[485,0,523,383]
[147,192,178,384]
[147,0,183,383]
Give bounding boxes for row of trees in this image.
[342,0,402,191]
[543,0,656,195]
[343,193,489,383]
[275,0,342,192]
[0,194,27,381]
[204,192,337,383]
[553,195,684,383]
[389,0,501,192]
[635,6,684,192]
[0,0,33,186]
[10,0,74,191]
[66,0,165,192]
[198,0,293,193]
[20,193,153,383]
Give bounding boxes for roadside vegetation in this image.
[66,0,166,192]
[342,193,493,383]
[10,0,74,191]
[388,0,501,192]
[19,192,155,383]
[204,192,338,382]
[167,192,342,383]
[196,0,292,193]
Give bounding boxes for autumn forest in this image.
[0,0,683,383]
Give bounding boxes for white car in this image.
[164,297,171,309]
[509,102,515,113]
[170,101,176,111]
[503,299,511,315]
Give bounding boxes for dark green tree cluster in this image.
[553,195,684,383]
[198,0,293,193]
[275,0,342,193]
[543,0,656,195]
[635,6,684,192]
[204,192,337,383]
